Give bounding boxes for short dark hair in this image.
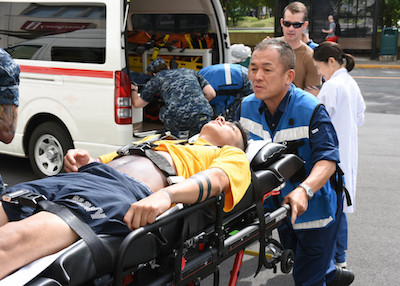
[233,121,249,151]
[283,1,308,21]
[254,38,296,72]
[147,57,168,74]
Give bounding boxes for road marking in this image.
[353,76,400,80]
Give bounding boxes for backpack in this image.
[335,21,341,36]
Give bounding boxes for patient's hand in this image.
[282,187,309,224]
[64,149,92,172]
[123,190,172,230]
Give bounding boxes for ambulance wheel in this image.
[280,249,294,274]
[28,122,73,178]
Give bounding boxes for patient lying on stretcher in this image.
[0,116,251,280]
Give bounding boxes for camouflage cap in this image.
[147,57,166,74]
[0,49,20,106]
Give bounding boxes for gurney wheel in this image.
[280,249,294,274]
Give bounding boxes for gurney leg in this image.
[213,268,220,286]
[229,249,244,286]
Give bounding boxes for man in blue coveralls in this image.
[0,48,20,193]
[237,38,354,286]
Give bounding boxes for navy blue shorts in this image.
[1,162,152,236]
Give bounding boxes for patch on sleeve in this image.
[311,128,319,134]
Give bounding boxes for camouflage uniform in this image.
[140,68,213,138]
[0,48,20,192]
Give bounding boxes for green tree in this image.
[220,0,274,26]
[383,0,400,27]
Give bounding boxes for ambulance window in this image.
[24,6,60,17]
[0,2,106,63]
[5,45,41,60]
[51,47,105,64]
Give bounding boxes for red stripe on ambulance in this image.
[20,65,114,79]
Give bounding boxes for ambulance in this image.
[0,0,231,177]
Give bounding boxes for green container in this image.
[238,57,250,68]
[380,27,399,56]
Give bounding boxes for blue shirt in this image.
[246,88,339,165]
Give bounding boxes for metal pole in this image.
[371,0,381,59]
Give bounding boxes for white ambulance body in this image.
[0,0,231,177]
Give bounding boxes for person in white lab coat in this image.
[313,41,366,269]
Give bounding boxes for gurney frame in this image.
[20,145,304,286]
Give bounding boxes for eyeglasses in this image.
[282,20,304,28]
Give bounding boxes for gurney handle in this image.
[156,203,184,221]
[224,204,291,248]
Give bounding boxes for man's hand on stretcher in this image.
[64,149,95,173]
[282,160,337,224]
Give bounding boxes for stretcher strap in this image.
[144,149,177,177]
[330,164,352,214]
[251,172,269,277]
[123,142,177,177]
[37,200,113,277]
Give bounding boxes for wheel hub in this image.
[45,147,59,162]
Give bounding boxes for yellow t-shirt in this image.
[153,138,251,212]
[98,138,251,212]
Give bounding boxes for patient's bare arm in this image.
[64,149,95,172]
[123,168,230,230]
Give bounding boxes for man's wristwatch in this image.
[299,183,314,199]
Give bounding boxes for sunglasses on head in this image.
[282,20,304,28]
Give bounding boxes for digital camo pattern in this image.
[141,68,213,136]
[0,48,20,106]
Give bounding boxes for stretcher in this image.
[2,141,304,286]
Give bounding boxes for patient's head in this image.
[199,117,248,151]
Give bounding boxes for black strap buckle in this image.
[2,189,47,208]
[129,142,154,156]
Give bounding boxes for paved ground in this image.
[354,55,400,69]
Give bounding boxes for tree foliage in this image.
[220,0,274,26]
[383,0,400,27]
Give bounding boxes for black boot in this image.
[327,266,355,286]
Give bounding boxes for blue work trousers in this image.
[278,194,344,286]
[335,212,348,264]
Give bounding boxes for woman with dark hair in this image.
[313,41,366,269]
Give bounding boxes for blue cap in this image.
[0,49,20,106]
[147,57,166,74]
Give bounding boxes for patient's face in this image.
[200,117,244,150]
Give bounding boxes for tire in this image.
[28,122,73,178]
[280,249,294,274]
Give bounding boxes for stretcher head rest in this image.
[249,142,287,171]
